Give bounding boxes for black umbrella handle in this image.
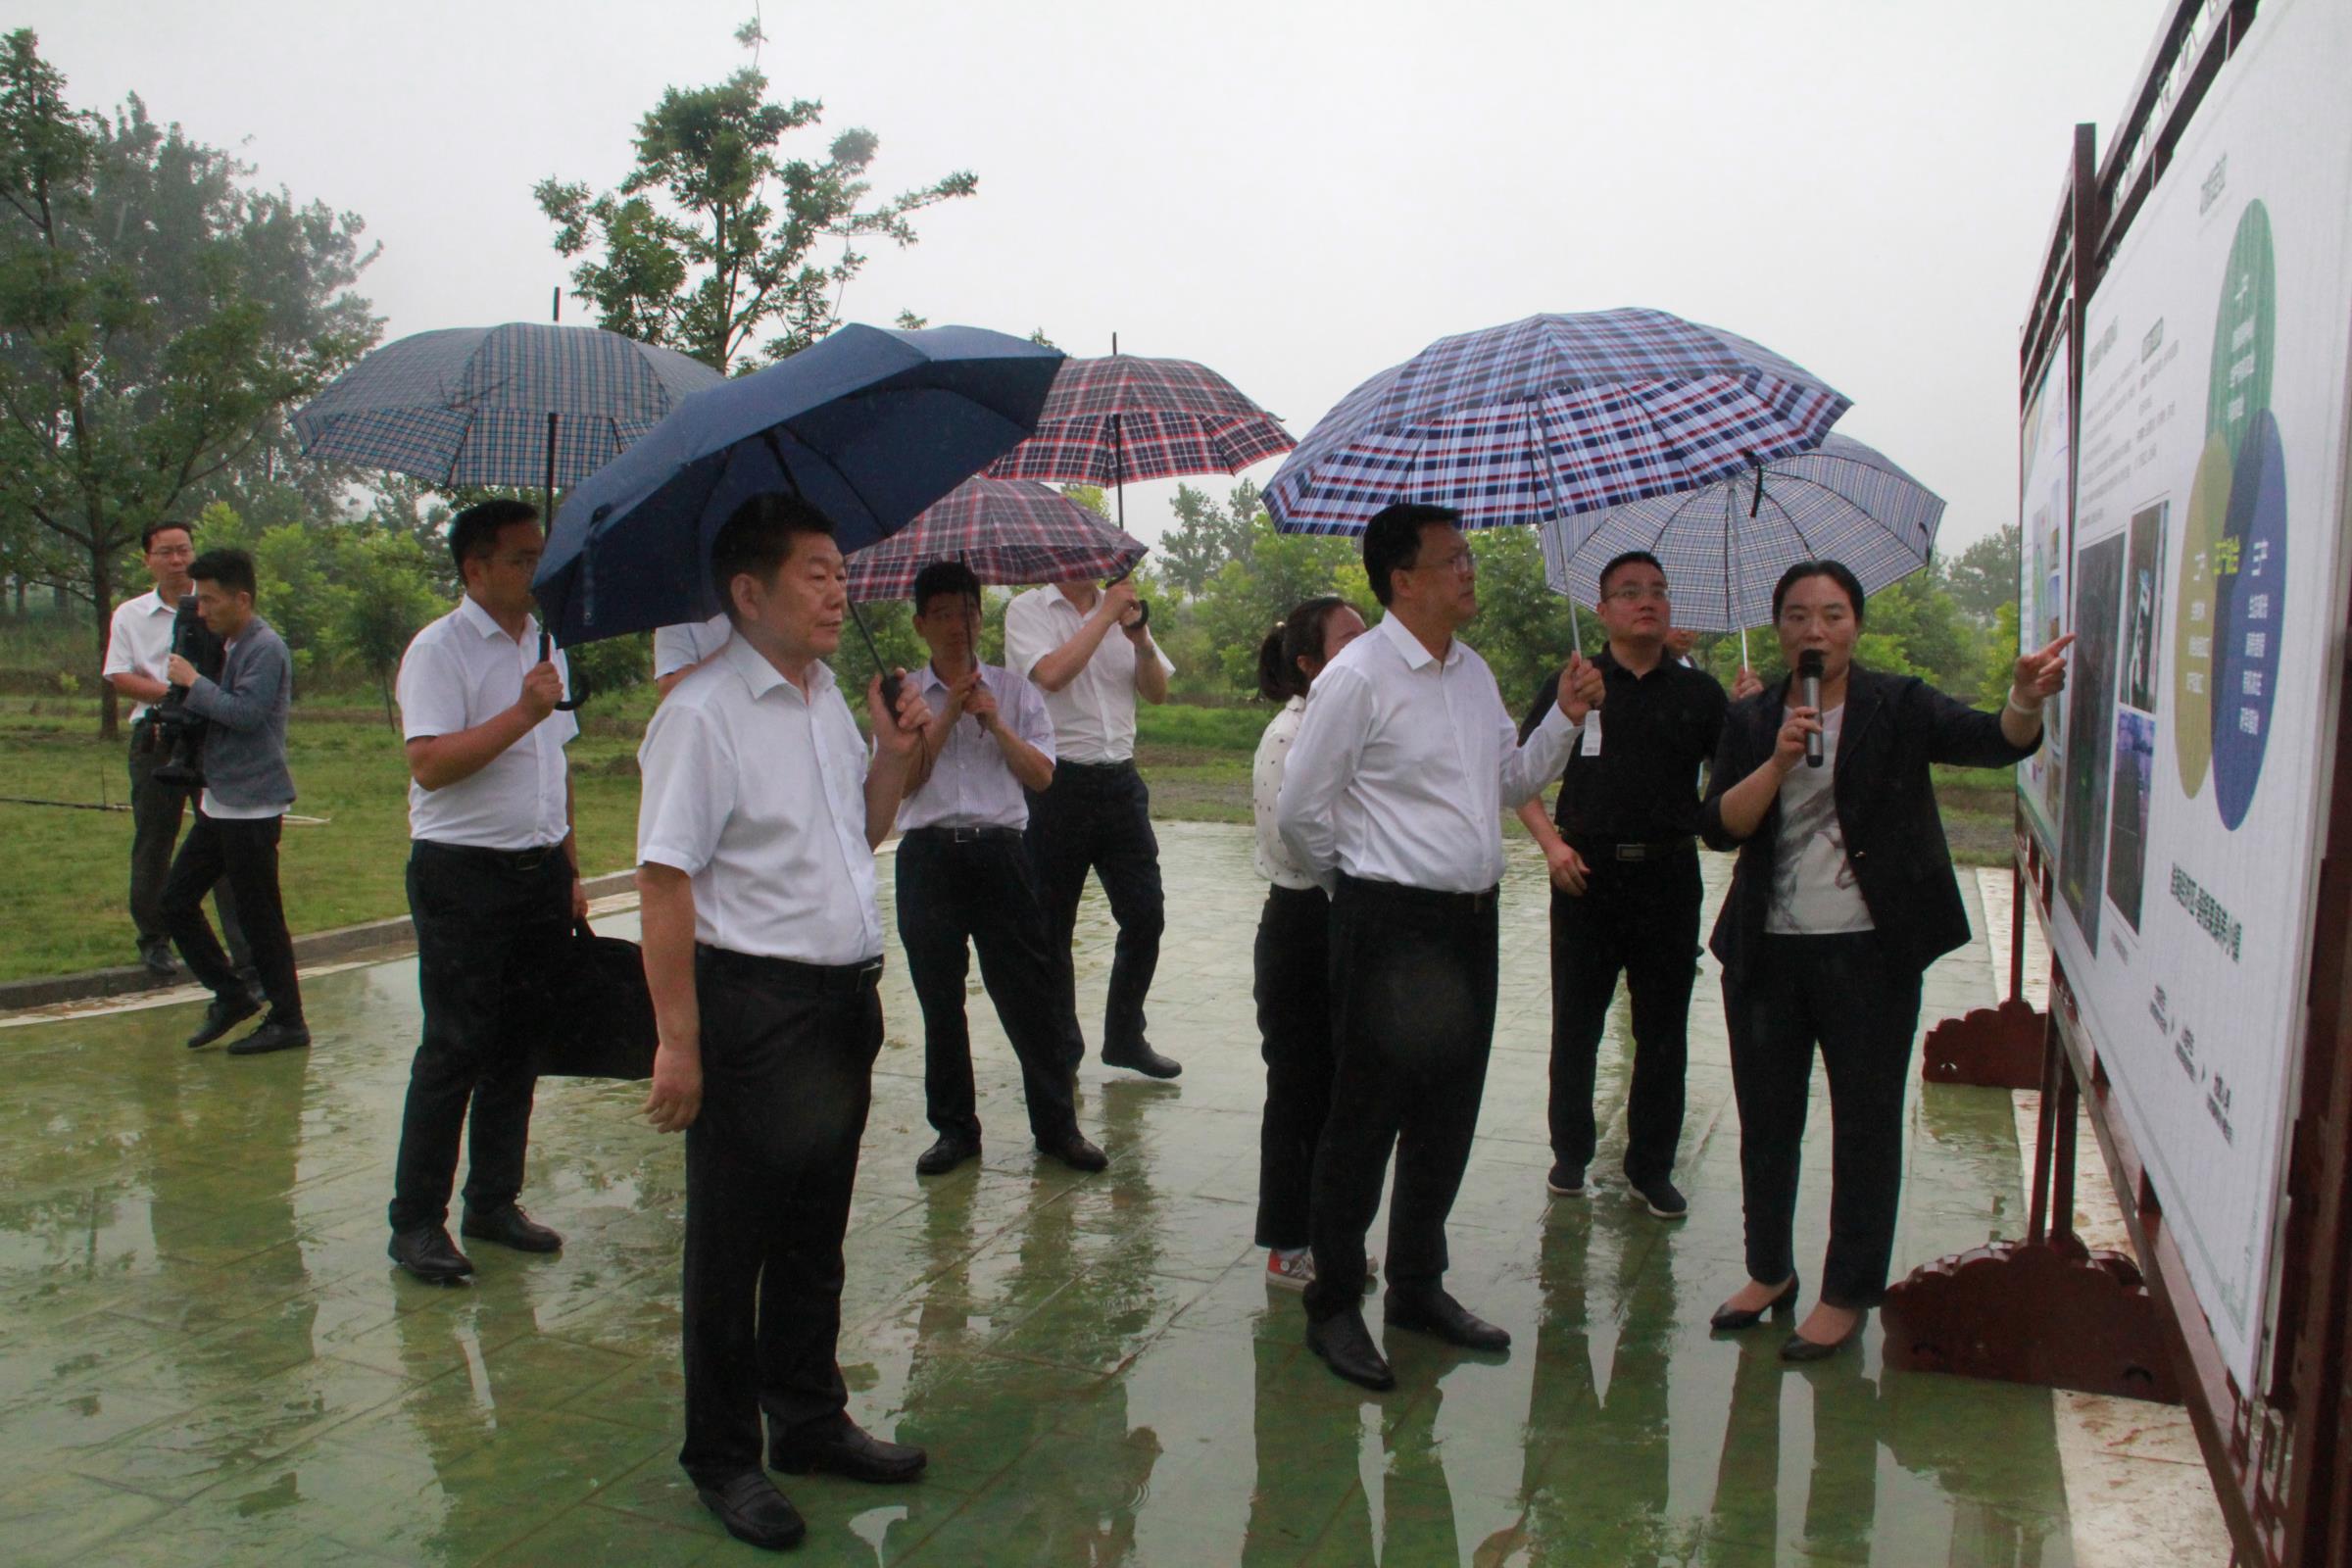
[538,630,587,712]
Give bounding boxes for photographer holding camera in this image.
[104,520,254,982]
[160,549,308,1056]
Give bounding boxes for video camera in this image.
[139,595,224,790]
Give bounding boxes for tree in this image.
[535,21,975,373]
[1158,480,1262,596]
[333,527,446,726]
[1943,523,2021,625]
[1191,520,1367,692]
[0,31,378,737]
[1464,526,1586,710]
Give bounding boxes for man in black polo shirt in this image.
[1516,551,1747,1218]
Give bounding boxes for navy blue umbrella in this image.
[533,323,1064,646]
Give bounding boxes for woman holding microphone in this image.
[1701,561,2072,1359]
[1250,595,1367,1290]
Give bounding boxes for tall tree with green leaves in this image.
[0,30,379,737]
[1159,480,1264,596]
[535,18,975,373]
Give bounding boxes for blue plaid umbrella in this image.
[289,321,722,489]
[1264,309,1849,536]
[534,323,1063,646]
[1540,431,1943,653]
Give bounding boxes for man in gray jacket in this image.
[161,549,309,1056]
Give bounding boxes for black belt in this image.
[416,840,568,873]
[1336,872,1499,914]
[1575,836,1695,862]
[1057,759,1137,774]
[904,824,1024,845]
[697,944,883,995]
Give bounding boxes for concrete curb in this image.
[0,869,640,1015]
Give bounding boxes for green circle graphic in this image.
[2206,200,2276,460]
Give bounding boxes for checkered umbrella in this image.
[983,353,1294,514]
[846,478,1146,603]
[1539,432,1942,633]
[290,321,722,490]
[1264,309,1850,536]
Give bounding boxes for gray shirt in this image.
[183,615,296,812]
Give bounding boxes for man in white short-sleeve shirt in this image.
[383,500,581,1286]
[634,493,933,1548]
[1002,574,1181,1079]
[103,518,250,978]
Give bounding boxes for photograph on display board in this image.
[2058,533,2122,950]
[2122,501,2167,712]
[2107,710,2156,936]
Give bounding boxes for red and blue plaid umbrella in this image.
[847,477,1146,602]
[1265,309,1849,535]
[984,354,1294,489]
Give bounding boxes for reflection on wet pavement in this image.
[0,823,2073,1564]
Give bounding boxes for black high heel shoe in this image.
[1780,1309,1865,1363]
[1708,1274,1799,1332]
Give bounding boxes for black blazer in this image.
[1699,665,2039,983]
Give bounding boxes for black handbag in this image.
[528,917,659,1080]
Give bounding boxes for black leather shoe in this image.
[915,1135,981,1177]
[460,1203,563,1253]
[184,992,261,1050]
[695,1470,808,1550]
[139,940,178,979]
[1385,1288,1511,1352]
[768,1417,927,1483]
[1037,1133,1108,1172]
[1101,1042,1182,1079]
[388,1225,474,1283]
[1306,1307,1396,1391]
[227,1018,311,1055]
[1631,1176,1689,1219]
[1710,1274,1800,1333]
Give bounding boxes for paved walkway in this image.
[0,824,2118,1564]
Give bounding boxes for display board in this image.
[2019,331,2072,853]
[2045,0,2352,1383]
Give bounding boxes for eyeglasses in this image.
[1417,549,1475,577]
[1603,584,1670,604]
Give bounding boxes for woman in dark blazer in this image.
[1699,561,2073,1360]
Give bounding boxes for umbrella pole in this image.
[1110,333,1125,532]
[846,598,904,715]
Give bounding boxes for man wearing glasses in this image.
[1277,504,1598,1391]
[1514,551,1750,1220]
[385,500,584,1283]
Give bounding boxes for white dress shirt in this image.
[653,614,732,680]
[1279,612,1576,895]
[1252,697,1316,890]
[897,662,1056,832]
[102,588,180,723]
[636,635,884,965]
[1003,586,1176,764]
[396,595,577,850]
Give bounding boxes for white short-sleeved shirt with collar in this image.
[1002,585,1175,764]
[636,634,884,965]
[653,614,733,680]
[103,588,182,723]
[395,595,576,850]
[896,662,1056,833]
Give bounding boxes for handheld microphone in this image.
[1797,650,1825,769]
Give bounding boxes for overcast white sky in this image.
[24,0,2169,557]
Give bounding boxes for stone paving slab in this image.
[0,822,2096,1565]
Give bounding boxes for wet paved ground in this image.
[0,823,2076,1565]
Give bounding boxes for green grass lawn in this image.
[0,693,2020,985]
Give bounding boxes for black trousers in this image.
[894,827,1082,1146]
[387,842,569,1233]
[1253,882,1335,1250]
[1722,931,1924,1308]
[1547,846,1701,1185]
[1304,875,1499,1319]
[128,730,248,963]
[161,810,300,1024]
[680,945,883,1483]
[1023,760,1163,1061]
